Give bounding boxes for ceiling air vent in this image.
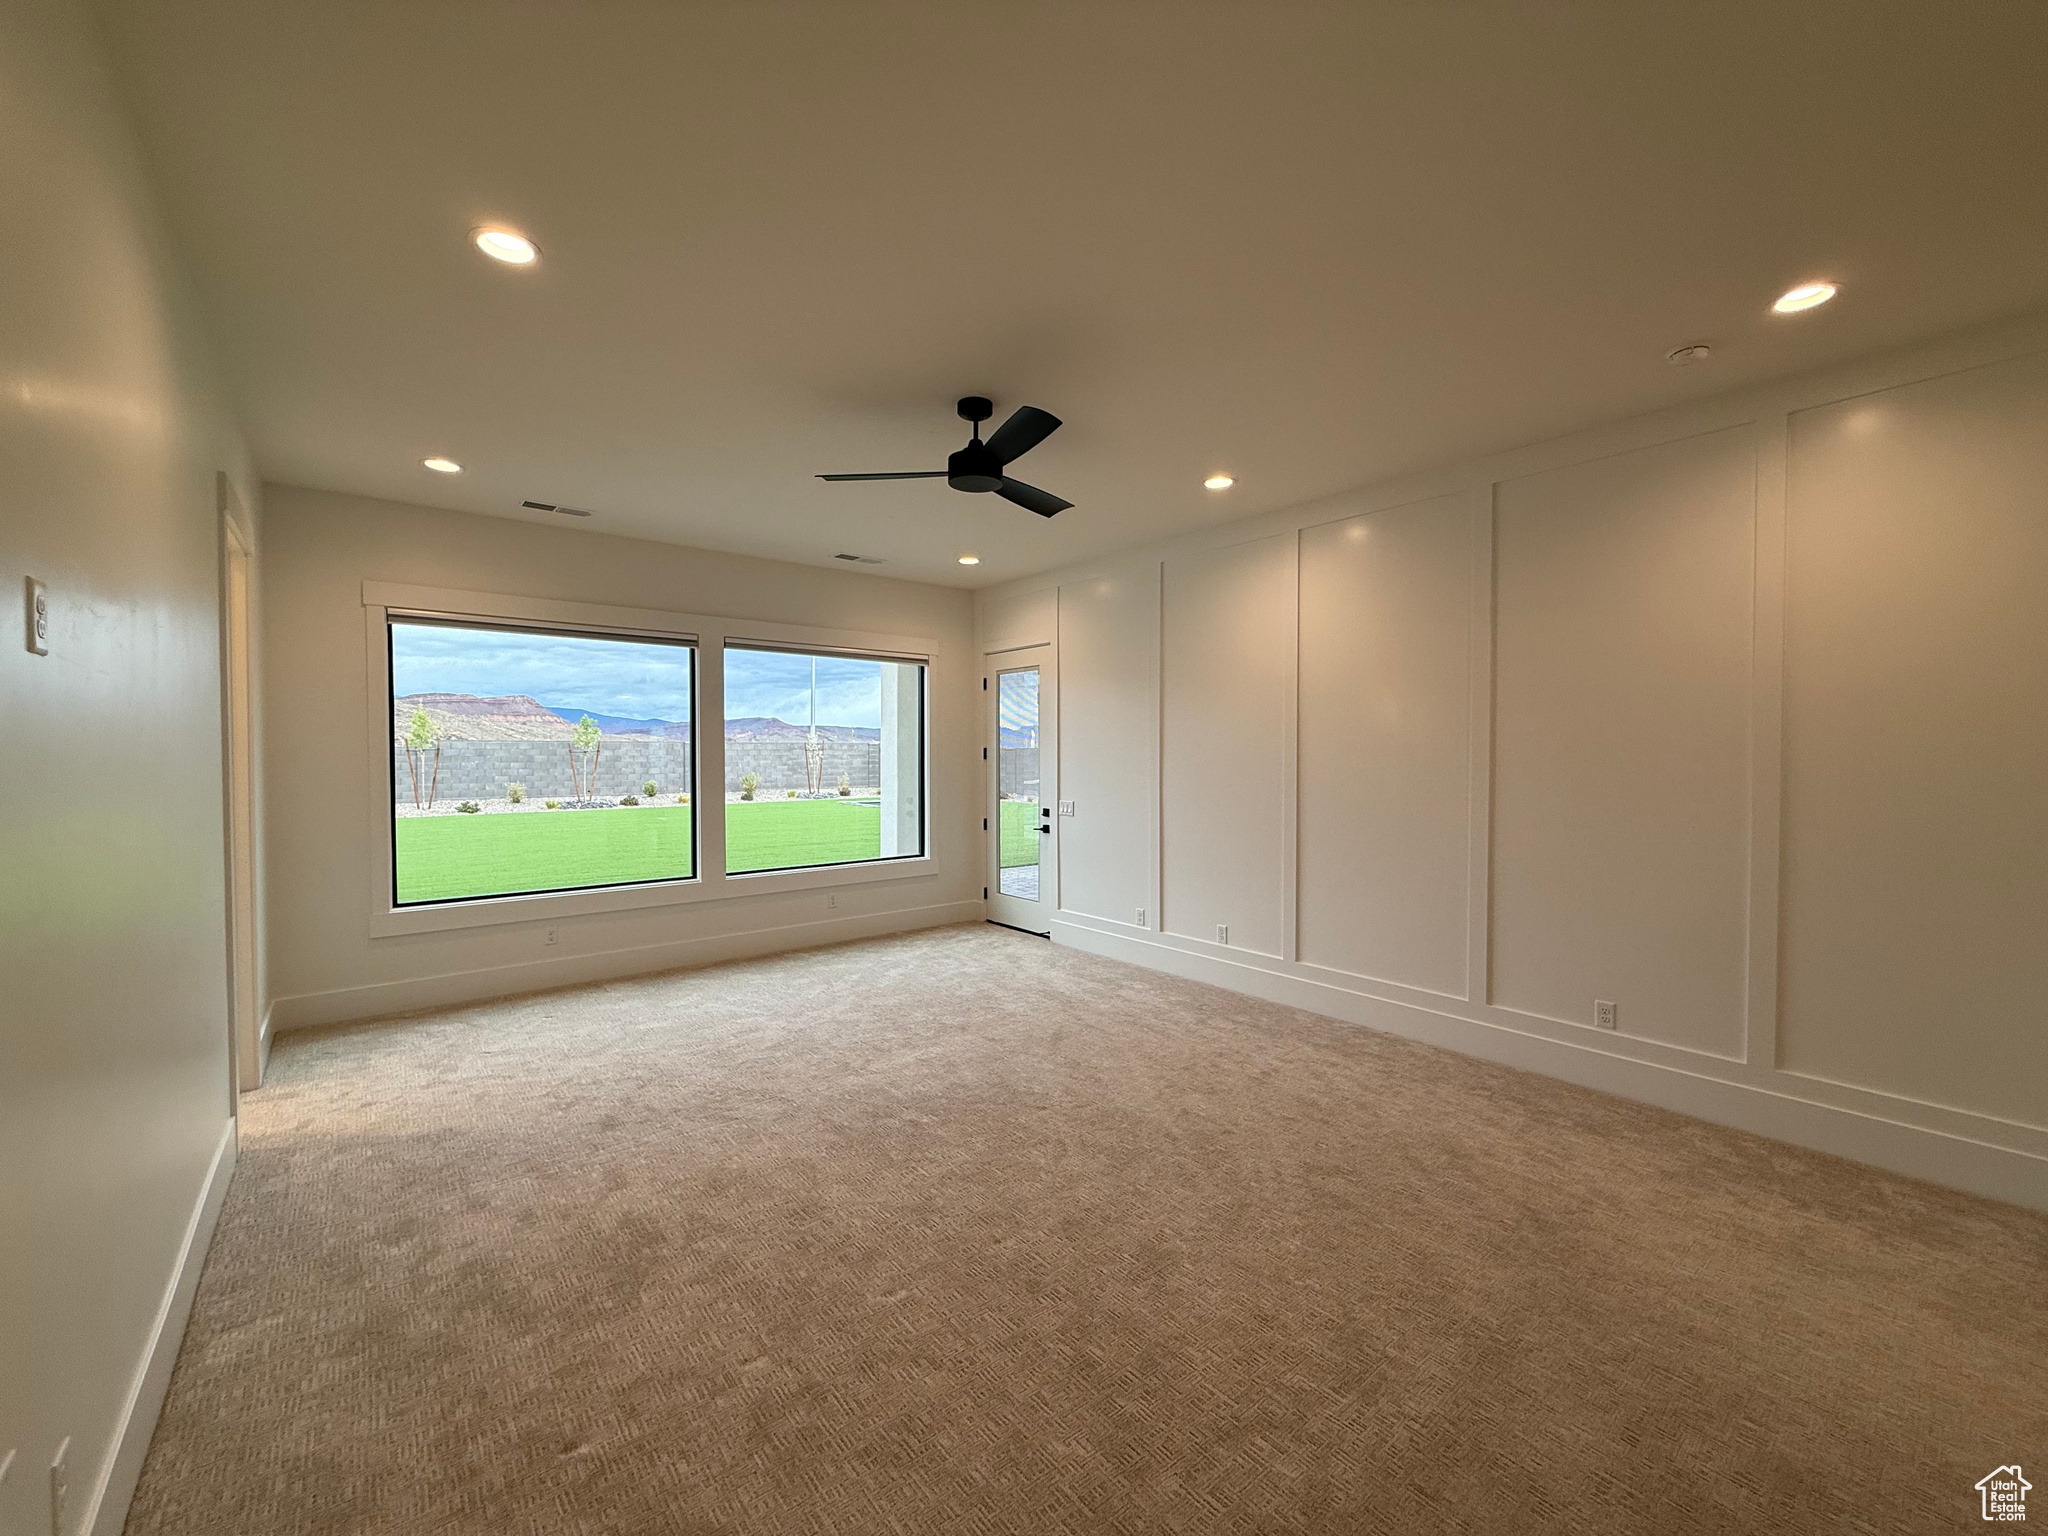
[521,500,593,518]
[834,553,886,564]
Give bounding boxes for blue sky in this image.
[390,622,900,728]
[722,647,889,728]
[997,669,1038,741]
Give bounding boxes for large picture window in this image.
[389,618,696,905]
[723,645,925,873]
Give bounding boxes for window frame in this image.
[719,638,928,877]
[362,582,936,938]
[386,613,702,910]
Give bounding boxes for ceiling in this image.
[101,0,2048,588]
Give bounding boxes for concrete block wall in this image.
[390,737,888,802]
[392,737,694,803]
[999,746,1039,799]
[725,740,880,794]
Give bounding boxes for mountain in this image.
[542,706,690,738]
[395,693,574,741]
[396,696,877,743]
[723,716,879,742]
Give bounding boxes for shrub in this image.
[838,774,851,797]
[676,792,689,804]
[506,782,525,804]
[456,801,480,814]
[739,771,759,801]
[621,794,640,806]
[545,799,561,809]
[787,789,798,798]
[643,780,658,797]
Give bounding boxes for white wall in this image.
[978,316,2048,1210]
[261,484,980,1027]
[0,1,258,1531]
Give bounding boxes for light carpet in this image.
[127,923,2046,1534]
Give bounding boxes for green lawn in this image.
[394,799,900,903]
[725,797,881,874]
[999,799,1039,869]
[395,796,1042,904]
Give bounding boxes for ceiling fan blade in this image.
[817,471,947,481]
[984,406,1062,465]
[997,477,1072,517]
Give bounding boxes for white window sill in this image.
[368,854,939,937]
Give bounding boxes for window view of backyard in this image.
[996,669,1041,899]
[389,620,698,904]
[723,646,925,873]
[388,624,928,904]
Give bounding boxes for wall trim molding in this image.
[88,1119,237,1536]
[976,312,2048,610]
[272,900,987,1032]
[1054,920,2047,1212]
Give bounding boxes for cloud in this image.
[391,623,923,731]
[723,648,902,729]
[392,622,694,721]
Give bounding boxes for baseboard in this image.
[87,1118,237,1536]
[271,899,987,1032]
[1055,921,2048,1212]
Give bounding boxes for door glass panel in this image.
[997,668,1041,900]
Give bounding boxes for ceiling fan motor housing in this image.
[947,442,1004,493]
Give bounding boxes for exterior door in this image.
[987,653,1054,933]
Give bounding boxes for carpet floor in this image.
[127,924,2045,1535]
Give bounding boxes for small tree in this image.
[643,779,658,798]
[739,771,759,801]
[400,707,442,809]
[568,714,601,804]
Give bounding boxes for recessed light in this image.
[1772,282,1836,314]
[422,457,462,473]
[472,228,539,266]
[957,555,981,565]
[1204,474,1235,491]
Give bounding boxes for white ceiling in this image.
[102,0,2048,588]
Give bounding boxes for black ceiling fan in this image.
[817,396,1072,516]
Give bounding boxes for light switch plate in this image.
[1057,800,1075,816]
[26,577,49,655]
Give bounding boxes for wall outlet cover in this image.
[1595,999,1619,1030]
[1135,907,1146,927]
[26,577,49,655]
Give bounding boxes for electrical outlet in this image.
[543,927,558,946]
[1595,999,1618,1031]
[1216,923,1229,945]
[25,577,49,655]
[50,1437,69,1536]
[827,892,839,909]
[1135,907,1146,927]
